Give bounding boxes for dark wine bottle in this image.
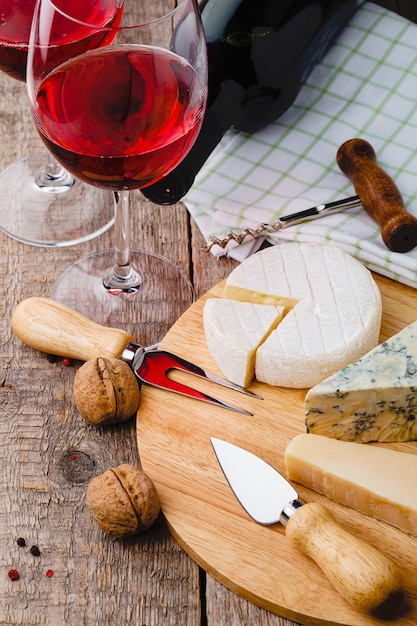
[141,0,359,205]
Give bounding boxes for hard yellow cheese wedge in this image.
[285,433,417,536]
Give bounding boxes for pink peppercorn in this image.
[46,569,54,577]
[8,569,19,581]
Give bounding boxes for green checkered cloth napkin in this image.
[184,2,417,288]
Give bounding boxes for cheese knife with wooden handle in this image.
[211,438,403,614]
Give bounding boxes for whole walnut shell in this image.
[87,464,160,537]
[73,357,140,425]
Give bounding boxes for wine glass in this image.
[27,0,207,343]
[0,0,117,247]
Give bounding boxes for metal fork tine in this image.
[150,350,263,398]
[134,350,258,415]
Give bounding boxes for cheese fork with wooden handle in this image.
[211,438,403,614]
[12,297,261,415]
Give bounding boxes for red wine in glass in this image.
[35,46,205,190]
[28,0,207,341]
[0,0,123,246]
[0,0,123,80]
[0,0,35,81]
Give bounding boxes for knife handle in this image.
[12,297,135,361]
[285,502,402,613]
[336,138,417,253]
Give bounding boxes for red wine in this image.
[0,0,36,81]
[34,46,206,190]
[31,0,124,80]
[0,0,123,82]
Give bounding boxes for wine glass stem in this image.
[44,153,67,179]
[35,154,75,191]
[103,189,142,293]
[114,190,130,268]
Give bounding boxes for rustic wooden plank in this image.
[0,358,201,625]
[0,6,201,622]
[0,202,201,620]
[206,576,303,626]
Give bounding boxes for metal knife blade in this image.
[211,437,300,525]
[210,438,403,613]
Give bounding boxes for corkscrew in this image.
[202,195,362,252]
[204,139,417,254]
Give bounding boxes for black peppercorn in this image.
[45,353,59,363]
[16,537,26,547]
[30,545,41,556]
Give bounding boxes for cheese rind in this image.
[203,298,284,387]
[225,243,382,388]
[305,321,417,442]
[222,285,298,311]
[285,433,417,536]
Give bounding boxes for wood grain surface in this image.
[137,274,417,626]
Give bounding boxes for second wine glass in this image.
[0,0,117,247]
[27,0,207,343]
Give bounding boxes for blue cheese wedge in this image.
[203,299,284,387]
[285,433,417,536]
[223,243,382,388]
[305,321,417,442]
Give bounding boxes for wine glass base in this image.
[51,249,195,346]
[0,153,114,246]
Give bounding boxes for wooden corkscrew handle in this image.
[336,138,417,252]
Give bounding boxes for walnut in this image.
[73,357,140,425]
[87,464,160,537]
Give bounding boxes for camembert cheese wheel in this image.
[285,433,417,536]
[203,299,284,387]
[218,243,382,388]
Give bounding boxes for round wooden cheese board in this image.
[136,274,417,626]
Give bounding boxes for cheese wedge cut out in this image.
[285,433,417,536]
[203,299,284,387]
[305,320,417,442]
[220,243,382,388]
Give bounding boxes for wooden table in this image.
[1,1,416,624]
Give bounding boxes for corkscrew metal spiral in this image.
[202,195,362,253]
